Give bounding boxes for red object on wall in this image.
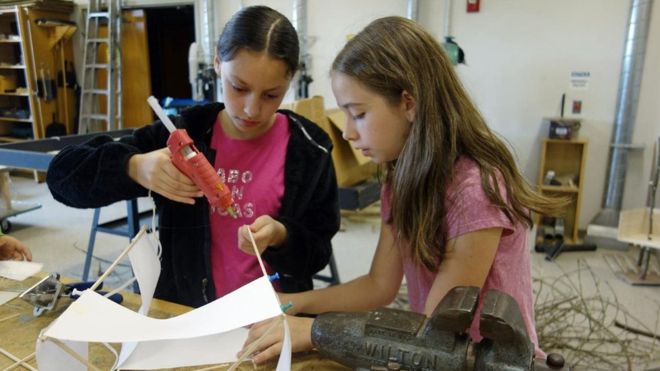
[467,0,480,13]
[572,100,582,114]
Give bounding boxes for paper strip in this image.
[0,261,43,281]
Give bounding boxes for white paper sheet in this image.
[35,339,87,371]
[45,276,281,343]
[118,232,162,366]
[120,328,248,369]
[0,291,18,305]
[0,260,43,281]
[127,232,161,315]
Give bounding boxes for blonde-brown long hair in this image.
[332,17,564,271]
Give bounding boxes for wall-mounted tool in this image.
[37,64,56,102]
[442,0,467,65]
[18,273,123,317]
[45,112,66,137]
[147,96,237,217]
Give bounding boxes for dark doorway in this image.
[145,5,195,100]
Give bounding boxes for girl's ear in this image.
[213,55,221,77]
[401,90,417,123]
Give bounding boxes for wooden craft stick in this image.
[246,227,284,308]
[104,276,137,298]
[0,347,36,371]
[2,351,34,371]
[90,225,148,291]
[246,228,268,277]
[227,314,284,371]
[194,364,226,371]
[0,313,19,324]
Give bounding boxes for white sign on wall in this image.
[570,71,590,90]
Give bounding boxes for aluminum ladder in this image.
[78,0,122,133]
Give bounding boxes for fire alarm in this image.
[467,0,480,13]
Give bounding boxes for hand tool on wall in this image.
[45,112,66,137]
[312,286,569,371]
[18,273,123,317]
[58,43,69,132]
[35,18,77,134]
[38,64,56,102]
[146,96,237,217]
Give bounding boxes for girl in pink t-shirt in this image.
[242,16,566,365]
[47,6,339,308]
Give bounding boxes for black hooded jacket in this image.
[47,103,340,307]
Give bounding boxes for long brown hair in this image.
[332,17,564,271]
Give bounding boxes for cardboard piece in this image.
[282,96,377,187]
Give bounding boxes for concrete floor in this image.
[2,175,659,370]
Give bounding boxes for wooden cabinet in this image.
[537,138,588,243]
[0,7,38,141]
[0,4,74,142]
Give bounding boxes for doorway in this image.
[145,5,195,102]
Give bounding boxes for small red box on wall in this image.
[467,0,480,13]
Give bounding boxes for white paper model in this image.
[35,230,291,370]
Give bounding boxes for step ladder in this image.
[78,0,122,133]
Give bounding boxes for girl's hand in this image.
[127,148,202,204]
[239,315,314,365]
[0,235,32,261]
[238,215,287,255]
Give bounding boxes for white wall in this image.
[70,0,659,229]
[427,0,660,230]
[425,0,659,229]
[226,0,657,230]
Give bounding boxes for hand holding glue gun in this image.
[145,96,238,217]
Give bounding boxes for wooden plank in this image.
[618,208,660,249]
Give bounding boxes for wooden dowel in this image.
[2,351,35,371]
[90,225,147,291]
[0,347,36,371]
[0,313,19,324]
[227,315,283,371]
[247,227,267,277]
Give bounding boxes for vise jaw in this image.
[18,273,64,316]
[311,286,568,371]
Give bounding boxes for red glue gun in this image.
[147,96,237,217]
[167,129,237,217]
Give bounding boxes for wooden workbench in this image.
[0,275,348,370]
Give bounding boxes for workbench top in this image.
[0,275,348,370]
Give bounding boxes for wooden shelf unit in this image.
[537,138,588,243]
[0,4,75,142]
[0,7,37,141]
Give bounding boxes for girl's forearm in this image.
[291,274,399,315]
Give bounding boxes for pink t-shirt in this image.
[382,157,543,358]
[209,113,290,297]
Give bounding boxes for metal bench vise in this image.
[312,286,568,371]
[18,273,123,317]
